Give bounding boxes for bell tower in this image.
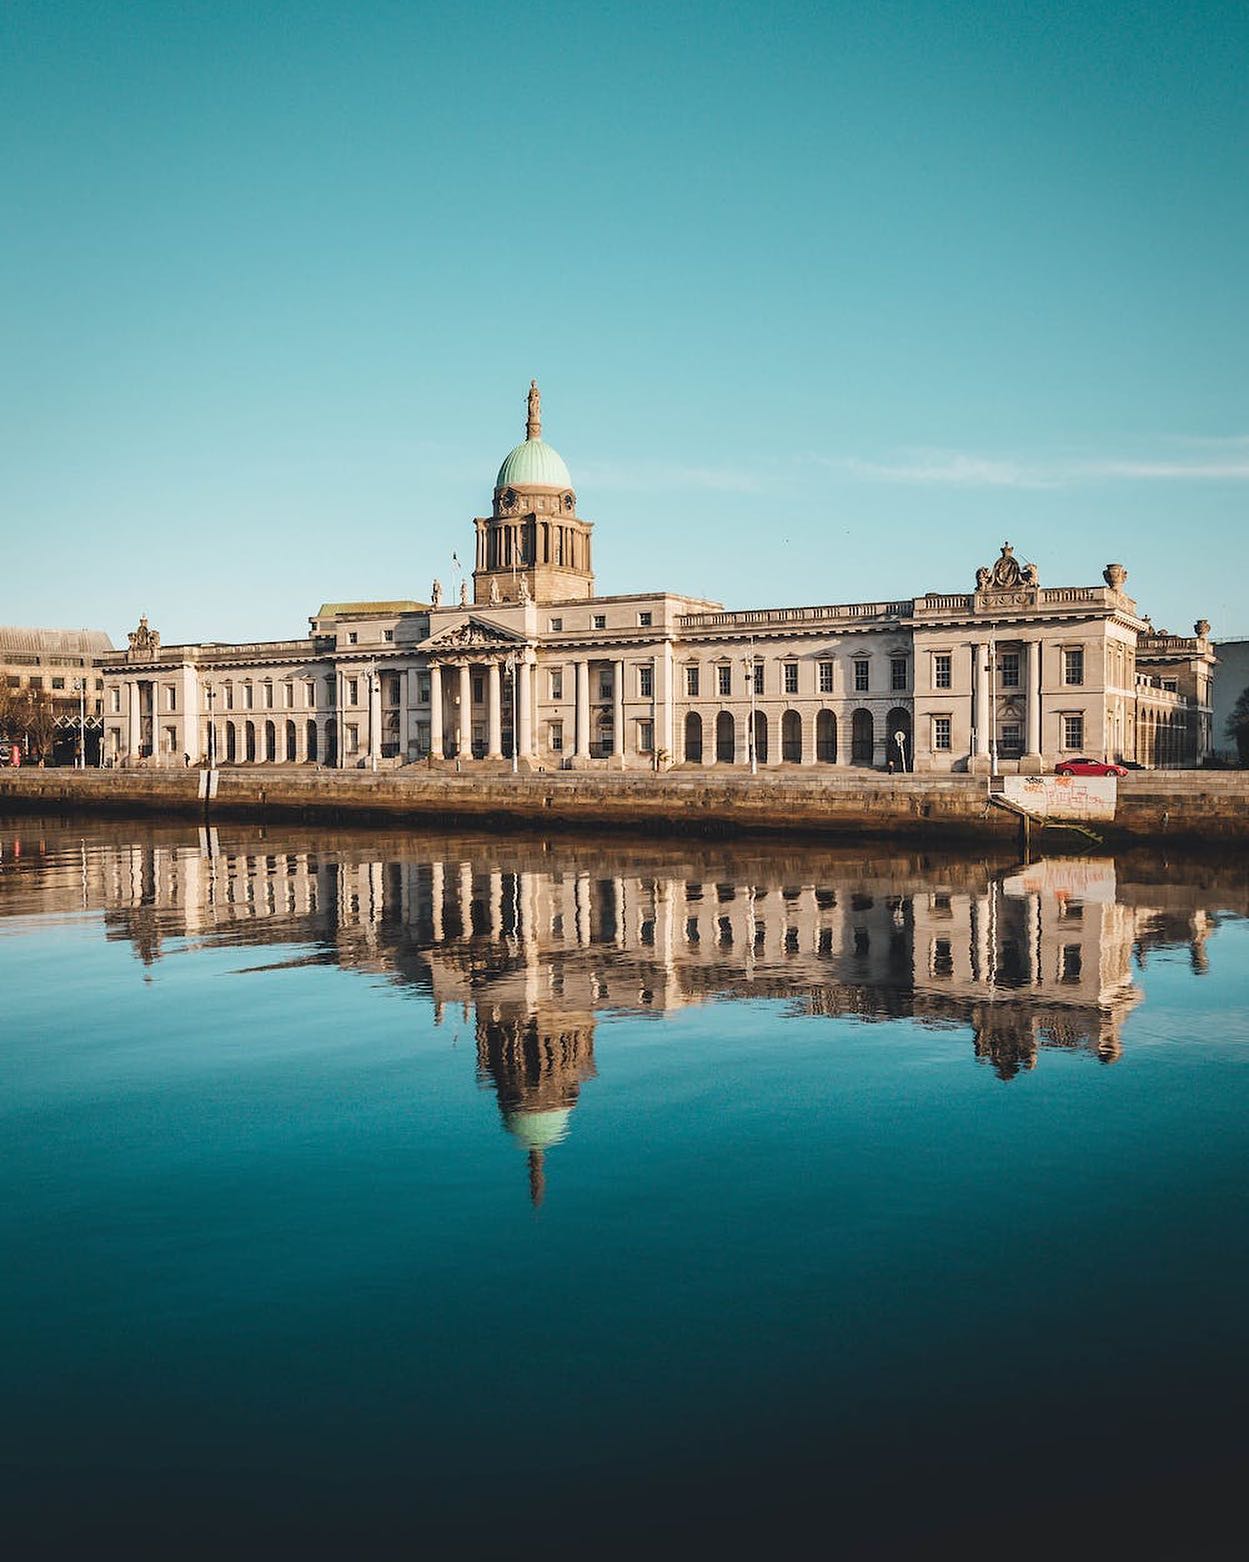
[473,381,595,605]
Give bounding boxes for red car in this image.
[1055,757,1128,777]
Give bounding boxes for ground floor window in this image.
[1063,714,1084,750]
[933,716,952,751]
[549,721,563,752]
[1000,721,1022,756]
[638,719,654,753]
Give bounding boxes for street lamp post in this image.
[73,678,85,768]
[894,728,907,773]
[741,636,758,776]
[369,667,378,772]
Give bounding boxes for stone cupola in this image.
[472,381,595,605]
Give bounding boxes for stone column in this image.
[518,654,532,758]
[614,660,625,764]
[974,643,990,760]
[127,681,141,757]
[1025,640,1043,764]
[575,660,591,758]
[368,670,382,762]
[661,644,675,767]
[457,664,472,758]
[487,661,502,758]
[429,664,444,758]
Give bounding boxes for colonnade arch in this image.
[816,709,837,763]
[684,711,703,764]
[781,710,802,763]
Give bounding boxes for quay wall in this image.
[2,768,1247,847]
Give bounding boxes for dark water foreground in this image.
[2,816,1246,1557]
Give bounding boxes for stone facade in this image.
[99,387,1217,773]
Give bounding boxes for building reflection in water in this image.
[0,821,1232,1200]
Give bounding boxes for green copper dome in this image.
[494,380,572,492]
[495,438,572,491]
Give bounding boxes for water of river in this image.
[1,815,1246,1556]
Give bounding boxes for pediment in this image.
[419,615,527,653]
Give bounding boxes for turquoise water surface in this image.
[1,817,1246,1556]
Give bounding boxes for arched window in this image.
[816,709,837,763]
[781,710,802,763]
[715,711,735,764]
[285,720,297,762]
[684,711,703,764]
[325,719,338,767]
[225,722,237,763]
[264,720,277,762]
[851,709,874,766]
[306,720,318,763]
[245,721,257,763]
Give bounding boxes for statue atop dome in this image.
[526,379,541,442]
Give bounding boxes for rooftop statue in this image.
[526,379,541,441]
[127,616,160,657]
[431,579,443,608]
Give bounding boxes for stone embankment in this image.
[2,767,1247,847]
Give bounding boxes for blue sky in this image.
[3,0,1246,644]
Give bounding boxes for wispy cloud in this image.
[820,452,1056,489]
[578,460,762,494]
[811,440,1249,488]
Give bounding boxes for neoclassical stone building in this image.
[100,383,1216,773]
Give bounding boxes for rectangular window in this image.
[347,678,359,706]
[347,631,358,645]
[167,684,177,712]
[549,721,563,752]
[933,654,951,690]
[549,617,563,632]
[346,723,359,754]
[934,716,952,750]
[416,674,430,704]
[783,663,798,694]
[598,674,613,700]
[854,659,870,692]
[224,685,235,711]
[818,660,833,694]
[1063,714,1084,750]
[890,658,908,691]
[999,651,1020,688]
[282,683,293,708]
[51,676,66,691]
[639,665,653,699]
[305,682,316,709]
[262,683,273,708]
[592,614,606,630]
[752,663,764,696]
[109,687,120,714]
[472,677,484,704]
[1000,722,1022,755]
[638,611,653,627]
[638,719,654,752]
[1064,648,1084,686]
[382,629,394,642]
[242,684,253,710]
[549,669,563,700]
[686,665,699,697]
[718,664,732,697]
